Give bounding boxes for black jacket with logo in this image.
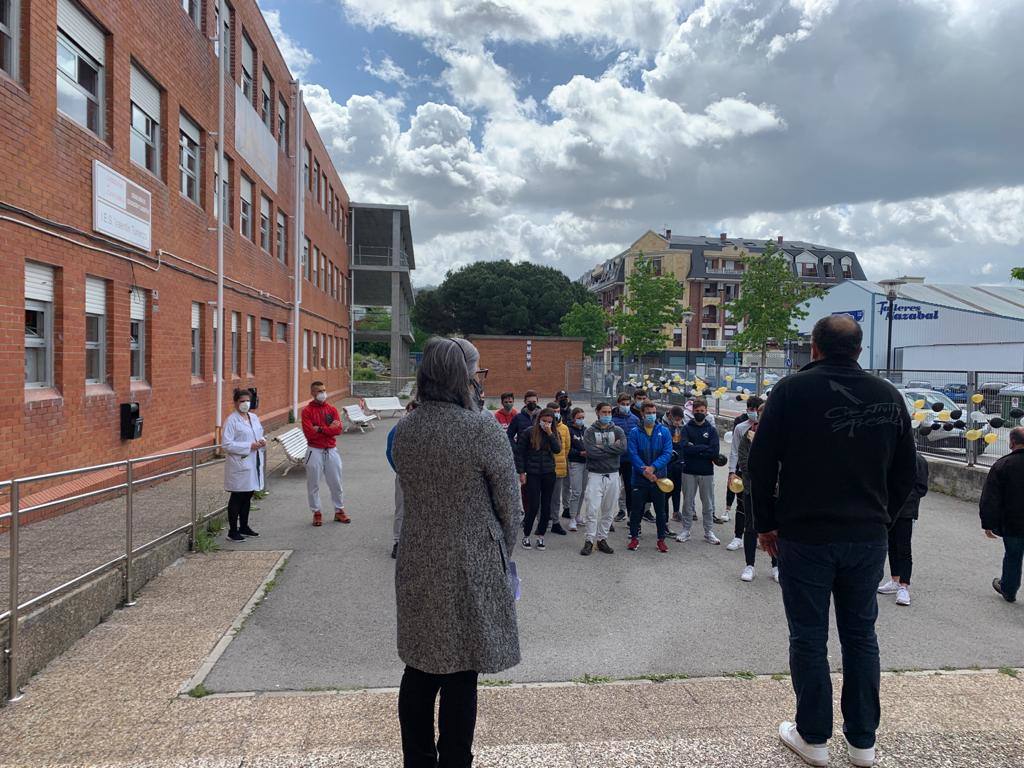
[747,356,917,544]
[980,449,1024,537]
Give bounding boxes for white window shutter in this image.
[180,113,200,144]
[231,313,238,332]
[242,38,254,74]
[130,65,160,120]
[130,287,146,320]
[191,302,201,329]
[57,0,105,64]
[25,262,55,302]
[240,176,253,204]
[85,276,106,315]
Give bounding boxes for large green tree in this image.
[1012,267,1024,282]
[560,301,608,355]
[725,242,826,365]
[610,253,685,359]
[411,261,594,336]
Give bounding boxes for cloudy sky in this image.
[261,0,1024,287]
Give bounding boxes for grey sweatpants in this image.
[305,446,344,513]
[550,476,569,521]
[682,473,715,535]
[583,471,619,543]
[568,462,587,520]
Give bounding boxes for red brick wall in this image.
[469,336,584,401]
[0,0,349,483]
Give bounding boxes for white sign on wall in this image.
[235,87,278,192]
[92,161,152,251]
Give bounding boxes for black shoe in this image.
[643,510,656,523]
[665,526,676,538]
[239,527,260,537]
[713,516,726,525]
[522,536,531,549]
[994,578,1016,602]
[550,524,568,536]
[391,542,398,559]
[597,539,614,554]
[581,540,594,556]
[692,513,698,521]
[609,523,616,533]
[227,531,245,541]
[562,508,571,519]
[614,511,627,522]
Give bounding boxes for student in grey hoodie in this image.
[580,402,627,556]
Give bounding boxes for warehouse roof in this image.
[851,280,1024,321]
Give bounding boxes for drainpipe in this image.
[214,0,226,444]
[291,82,304,420]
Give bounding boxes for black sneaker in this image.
[643,510,656,523]
[597,539,614,554]
[239,527,260,537]
[391,542,398,559]
[994,578,1016,602]
[227,531,245,541]
[692,513,698,521]
[536,537,546,551]
[614,511,627,522]
[562,508,571,519]
[713,516,726,525]
[609,523,616,533]
[665,526,676,538]
[522,536,531,549]
[550,524,568,536]
[580,540,593,556]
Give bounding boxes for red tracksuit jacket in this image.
[301,400,343,449]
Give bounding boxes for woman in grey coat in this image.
[391,336,523,768]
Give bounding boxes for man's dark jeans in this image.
[777,538,887,750]
[1002,536,1024,601]
[629,479,668,540]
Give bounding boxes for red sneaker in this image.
[334,509,351,524]
[627,537,639,551]
[657,539,669,554]
[312,511,323,527]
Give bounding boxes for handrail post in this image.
[190,449,198,551]
[125,461,136,607]
[7,480,23,702]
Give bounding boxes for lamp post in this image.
[878,279,906,378]
[681,309,694,374]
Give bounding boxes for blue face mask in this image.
[599,414,613,425]
[575,418,586,427]
[644,414,657,425]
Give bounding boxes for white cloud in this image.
[363,54,414,88]
[261,8,315,78]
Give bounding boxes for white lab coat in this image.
[223,410,266,493]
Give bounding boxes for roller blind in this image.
[130,287,146,320]
[25,262,55,302]
[240,175,253,204]
[260,195,270,217]
[180,113,200,145]
[231,312,238,332]
[57,0,105,64]
[130,65,160,120]
[85,276,106,315]
[241,36,254,74]
[191,302,200,329]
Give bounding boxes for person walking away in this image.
[662,406,686,528]
[736,403,778,582]
[222,388,265,541]
[679,398,721,545]
[878,449,928,605]
[386,401,418,559]
[627,400,674,553]
[612,393,640,522]
[727,397,765,551]
[391,336,522,768]
[567,407,589,531]
[980,426,1024,603]
[546,401,570,535]
[514,408,562,550]
[580,403,626,555]
[495,392,517,428]
[604,370,614,397]
[301,381,349,527]
[748,315,916,768]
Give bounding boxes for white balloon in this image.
[970,411,987,423]
[724,431,733,444]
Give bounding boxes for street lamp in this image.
[681,309,694,373]
[878,279,906,378]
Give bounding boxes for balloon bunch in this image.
[912,392,1020,445]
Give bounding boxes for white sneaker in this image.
[877,579,898,595]
[726,537,743,551]
[675,531,691,543]
[719,511,730,522]
[896,586,910,606]
[741,565,755,582]
[772,566,780,583]
[568,520,578,532]
[844,736,877,767]
[778,721,829,767]
[704,531,721,545]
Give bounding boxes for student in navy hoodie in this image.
[678,398,721,545]
[612,392,641,522]
[626,400,675,552]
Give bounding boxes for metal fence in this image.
[570,360,1024,467]
[351,376,416,398]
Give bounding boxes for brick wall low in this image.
[469,336,584,402]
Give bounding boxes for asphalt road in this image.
[204,406,1024,693]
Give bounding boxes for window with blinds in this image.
[239,175,253,238]
[191,302,202,377]
[130,64,160,174]
[130,287,146,381]
[57,0,105,136]
[241,34,254,103]
[261,68,273,129]
[179,113,201,203]
[84,276,106,384]
[25,262,55,388]
[2,0,21,80]
[260,194,271,251]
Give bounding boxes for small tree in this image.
[1012,267,1024,282]
[726,242,826,366]
[560,302,608,356]
[611,253,685,360]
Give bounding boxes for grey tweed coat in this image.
[392,401,524,675]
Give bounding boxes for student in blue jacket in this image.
[626,400,675,552]
[678,398,722,545]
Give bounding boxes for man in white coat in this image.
[223,388,266,541]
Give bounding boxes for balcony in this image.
[701,339,726,349]
[353,246,410,269]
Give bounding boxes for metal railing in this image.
[2,444,235,703]
[352,246,410,269]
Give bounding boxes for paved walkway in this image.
[0,547,1021,767]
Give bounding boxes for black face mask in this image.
[693,413,706,423]
[559,398,569,407]
[526,402,539,412]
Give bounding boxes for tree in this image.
[1012,267,1024,282]
[610,253,685,359]
[725,242,827,365]
[560,302,608,355]
[410,287,457,337]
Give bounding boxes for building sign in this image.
[526,340,532,371]
[875,300,939,320]
[235,87,278,192]
[834,310,865,322]
[92,161,152,251]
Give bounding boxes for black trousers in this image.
[740,490,777,568]
[726,487,737,508]
[887,518,914,584]
[227,491,253,533]
[399,666,479,768]
[733,474,745,539]
[523,472,556,536]
[629,479,668,540]
[618,461,633,512]
[668,464,683,518]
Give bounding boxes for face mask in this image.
[618,405,630,414]
[599,415,613,425]
[575,418,586,427]
[526,402,539,412]
[693,413,706,423]
[748,411,759,423]
[502,403,513,411]
[644,414,657,425]
[315,392,327,403]
[553,413,561,422]
[559,398,569,406]
[238,401,251,413]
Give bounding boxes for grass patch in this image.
[770,673,789,682]
[194,528,220,554]
[573,674,613,685]
[479,679,512,687]
[207,518,225,535]
[253,489,269,501]
[724,670,757,681]
[998,667,1019,678]
[187,684,212,698]
[621,673,690,684]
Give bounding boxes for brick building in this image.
[0,0,355,483]
[468,336,584,402]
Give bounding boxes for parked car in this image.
[898,388,987,456]
[938,383,969,404]
[904,380,933,390]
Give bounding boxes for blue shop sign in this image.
[833,310,865,322]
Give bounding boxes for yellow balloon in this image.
[965,429,982,441]
[740,393,750,401]
[728,476,745,494]
[726,374,734,381]
[984,432,998,445]
[912,412,927,422]
[913,399,925,409]
[938,411,950,422]
[656,477,675,494]
[763,379,771,386]
[671,387,679,394]
[971,393,984,404]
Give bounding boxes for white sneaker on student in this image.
[675,531,691,543]
[772,566,780,583]
[877,579,898,595]
[844,736,877,767]
[568,520,578,532]
[726,537,743,551]
[896,586,911,606]
[741,565,755,582]
[778,722,829,767]
[704,531,721,545]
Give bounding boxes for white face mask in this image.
[238,401,251,413]
[315,392,327,403]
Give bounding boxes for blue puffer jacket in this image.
[627,423,674,484]
[682,419,720,476]
[612,407,640,464]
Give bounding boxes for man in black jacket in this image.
[980,426,1024,603]
[748,314,916,768]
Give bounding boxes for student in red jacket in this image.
[495,392,518,427]
[301,381,350,527]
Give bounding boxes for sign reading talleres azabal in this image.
[93,161,152,251]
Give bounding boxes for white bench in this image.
[398,381,414,398]
[363,396,404,418]
[343,404,379,433]
[274,428,308,476]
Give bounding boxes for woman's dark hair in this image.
[571,407,585,419]
[812,314,863,359]
[530,408,556,451]
[416,336,479,410]
[232,388,251,402]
